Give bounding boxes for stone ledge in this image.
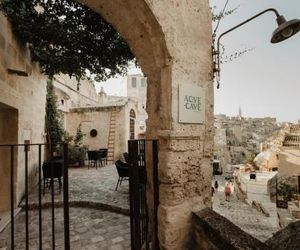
[187,208,268,250]
[21,200,130,216]
[265,220,300,250]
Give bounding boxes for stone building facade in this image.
[0,13,47,212]
[126,74,147,135]
[53,75,139,162]
[255,123,300,190]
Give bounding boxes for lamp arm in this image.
[215,8,280,88]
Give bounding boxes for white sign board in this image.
[179,84,205,123]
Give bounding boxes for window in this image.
[131,77,136,88]
[130,109,136,118]
[141,78,146,87]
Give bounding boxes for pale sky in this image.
[211,0,300,122]
[95,63,142,96]
[96,1,300,122]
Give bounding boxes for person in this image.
[214,180,219,192]
[211,186,215,196]
[224,183,231,201]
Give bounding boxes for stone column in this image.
[145,1,214,249]
[79,0,213,248]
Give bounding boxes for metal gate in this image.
[128,139,159,250]
[0,143,70,250]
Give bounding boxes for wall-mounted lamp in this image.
[213,8,300,89]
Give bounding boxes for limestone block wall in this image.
[145,1,213,249]
[0,13,47,211]
[66,103,137,161]
[66,108,111,150]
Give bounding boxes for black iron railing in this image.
[128,139,159,250]
[0,143,70,250]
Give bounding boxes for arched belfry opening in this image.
[78,1,213,248]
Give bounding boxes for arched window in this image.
[130,109,136,118]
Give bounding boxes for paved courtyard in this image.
[0,165,131,250]
[27,165,129,211]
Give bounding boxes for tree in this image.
[45,78,65,146]
[0,0,134,81]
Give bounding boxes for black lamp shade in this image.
[271,18,300,43]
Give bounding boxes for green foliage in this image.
[278,182,297,201]
[73,124,85,147]
[0,0,134,81]
[68,125,87,164]
[45,79,86,164]
[45,78,65,145]
[68,145,86,165]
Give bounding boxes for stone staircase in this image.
[107,109,117,163]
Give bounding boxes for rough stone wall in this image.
[145,2,213,249]
[265,220,300,250]
[188,208,268,250]
[214,126,231,169]
[0,13,47,211]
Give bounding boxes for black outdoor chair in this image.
[99,148,108,166]
[42,157,63,194]
[121,153,147,185]
[87,150,101,169]
[123,152,130,164]
[115,160,130,191]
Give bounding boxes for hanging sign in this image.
[179,84,205,123]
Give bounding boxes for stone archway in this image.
[79,1,214,249]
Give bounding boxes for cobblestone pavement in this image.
[0,207,130,250]
[0,165,131,249]
[212,176,279,242]
[27,165,129,210]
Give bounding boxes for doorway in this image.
[0,103,18,213]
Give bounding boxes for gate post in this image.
[63,143,70,250]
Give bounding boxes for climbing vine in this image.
[0,0,134,81]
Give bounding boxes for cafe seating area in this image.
[87,148,108,169]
